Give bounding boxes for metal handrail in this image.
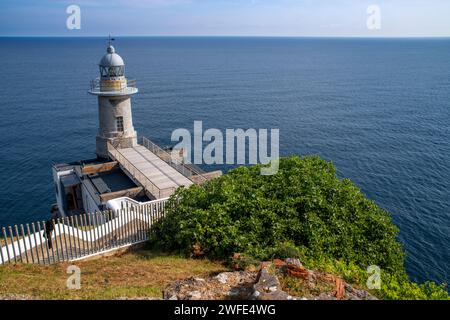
[141,137,208,184]
[107,142,175,199]
[89,78,137,93]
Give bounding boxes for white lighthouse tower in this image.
[51,40,221,218]
[89,42,138,159]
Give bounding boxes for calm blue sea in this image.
[0,37,449,285]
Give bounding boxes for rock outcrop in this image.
[164,271,257,300]
[163,258,377,300]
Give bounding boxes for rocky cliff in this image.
[163,258,377,300]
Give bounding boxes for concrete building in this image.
[52,42,221,218]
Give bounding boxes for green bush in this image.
[379,272,449,300]
[298,255,449,300]
[149,155,448,299]
[151,156,403,270]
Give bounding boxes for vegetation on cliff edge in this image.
[149,155,449,300]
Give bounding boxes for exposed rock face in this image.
[253,265,294,300]
[163,272,257,300]
[163,258,377,301]
[269,258,377,300]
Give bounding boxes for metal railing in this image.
[107,142,176,199]
[89,78,137,94]
[141,137,208,184]
[0,198,168,265]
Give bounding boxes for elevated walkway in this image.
[107,139,195,199]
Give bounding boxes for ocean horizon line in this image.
[1,35,450,39]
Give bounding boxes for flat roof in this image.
[54,158,151,202]
[87,169,137,194]
[53,158,107,172]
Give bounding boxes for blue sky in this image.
[0,0,449,36]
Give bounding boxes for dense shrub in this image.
[149,155,448,299]
[150,156,404,272]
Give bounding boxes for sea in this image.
[0,37,448,286]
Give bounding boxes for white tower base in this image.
[95,96,137,158]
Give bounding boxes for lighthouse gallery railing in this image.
[89,78,137,94]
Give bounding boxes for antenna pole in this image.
[108,34,115,47]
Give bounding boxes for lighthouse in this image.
[51,40,220,218]
[89,43,138,159]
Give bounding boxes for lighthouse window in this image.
[100,66,108,77]
[116,116,124,132]
[108,67,116,77]
[99,66,124,78]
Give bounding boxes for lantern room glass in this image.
[100,65,124,78]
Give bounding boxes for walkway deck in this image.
[108,144,193,199]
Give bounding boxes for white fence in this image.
[0,198,168,265]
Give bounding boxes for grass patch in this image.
[0,249,227,300]
[279,274,336,299]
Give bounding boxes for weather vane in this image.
[108,34,115,46]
